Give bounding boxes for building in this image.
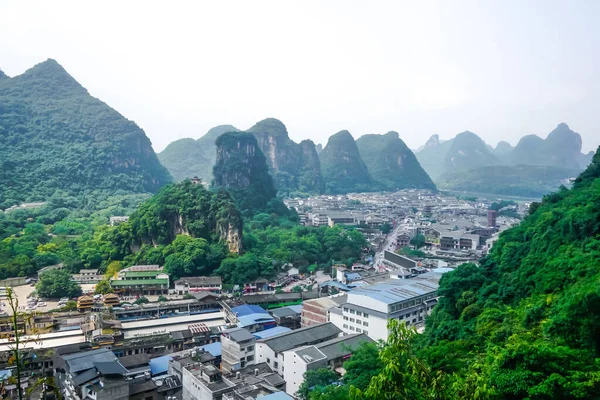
[71,269,103,284]
[283,333,372,396]
[111,266,170,295]
[221,328,256,373]
[103,293,120,307]
[77,295,94,311]
[255,322,341,375]
[381,251,417,273]
[268,305,302,330]
[397,233,411,248]
[182,362,285,400]
[174,276,223,295]
[326,213,359,227]
[232,305,276,333]
[329,270,451,341]
[300,295,347,327]
[487,209,497,227]
[439,231,480,251]
[109,216,129,226]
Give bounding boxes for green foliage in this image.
[213,131,278,216]
[319,130,374,194]
[158,125,240,182]
[421,147,600,398]
[438,165,579,198]
[356,132,436,191]
[341,341,382,391]
[0,59,171,209]
[379,223,392,235]
[134,296,149,305]
[298,368,339,400]
[94,279,113,294]
[410,234,426,249]
[157,295,168,302]
[183,293,195,300]
[36,268,81,299]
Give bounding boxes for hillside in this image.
[319,130,373,194]
[212,131,277,215]
[492,141,514,163]
[421,145,600,398]
[444,131,499,172]
[158,124,239,183]
[0,59,172,208]
[437,164,579,198]
[415,134,455,180]
[356,131,436,191]
[247,118,324,194]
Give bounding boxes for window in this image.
[247,355,254,361]
[350,309,356,314]
[364,313,369,318]
[274,361,278,369]
[356,328,361,333]
[363,330,368,336]
[349,318,355,323]
[349,326,355,331]
[363,321,369,326]
[412,319,416,323]
[267,358,271,364]
[343,316,348,321]
[343,324,348,329]
[343,307,349,312]
[356,311,362,317]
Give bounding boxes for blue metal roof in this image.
[345,272,362,281]
[232,304,269,317]
[149,355,172,376]
[319,281,352,291]
[253,326,291,339]
[199,342,222,357]
[287,304,303,313]
[237,313,275,328]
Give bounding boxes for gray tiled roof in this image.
[257,322,341,353]
[295,346,326,363]
[94,361,128,375]
[72,368,98,386]
[316,333,372,360]
[63,348,117,373]
[223,327,255,343]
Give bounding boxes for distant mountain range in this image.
[416,123,595,197]
[0,59,172,208]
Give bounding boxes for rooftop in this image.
[223,327,256,343]
[111,278,168,286]
[257,322,341,353]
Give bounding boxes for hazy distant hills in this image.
[416,123,594,197]
[0,59,172,208]
[158,125,239,183]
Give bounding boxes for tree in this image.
[379,223,392,235]
[157,295,168,302]
[342,341,382,391]
[409,234,425,249]
[298,368,339,400]
[36,269,82,299]
[292,285,303,293]
[134,296,149,305]
[94,279,114,295]
[105,260,122,279]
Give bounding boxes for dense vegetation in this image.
[437,164,579,198]
[248,118,325,196]
[213,131,278,216]
[36,268,82,298]
[319,130,374,194]
[0,59,172,209]
[356,132,436,191]
[418,146,600,398]
[158,125,240,182]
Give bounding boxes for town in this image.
[0,190,526,399]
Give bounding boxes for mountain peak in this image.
[546,122,582,154]
[0,69,7,80]
[424,134,440,148]
[8,58,87,98]
[384,131,400,139]
[247,118,289,139]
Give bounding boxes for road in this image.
[373,223,403,270]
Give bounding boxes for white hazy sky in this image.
[1,0,599,153]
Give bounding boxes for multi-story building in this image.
[221,327,256,372]
[300,296,347,327]
[111,265,170,295]
[174,276,223,295]
[283,333,372,396]
[329,270,451,341]
[255,322,341,376]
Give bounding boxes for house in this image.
[268,305,302,330]
[109,216,129,226]
[283,333,372,396]
[71,268,103,284]
[255,322,341,376]
[111,265,170,295]
[329,270,451,341]
[381,251,417,274]
[397,233,411,247]
[232,304,276,332]
[300,295,347,327]
[174,276,223,295]
[221,327,256,373]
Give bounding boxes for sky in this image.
[1,0,599,153]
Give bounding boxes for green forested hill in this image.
[421,146,600,398]
[0,59,172,208]
[158,124,239,183]
[437,164,579,198]
[319,130,373,194]
[356,131,436,191]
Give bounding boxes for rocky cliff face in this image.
[213,132,277,215]
[0,59,172,207]
[247,118,324,194]
[319,130,373,194]
[415,135,455,180]
[444,131,499,172]
[356,131,436,191]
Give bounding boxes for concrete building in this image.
[487,209,497,227]
[221,327,256,373]
[269,305,302,330]
[283,333,372,396]
[255,323,341,376]
[174,276,223,295]
[232,305,276,333]
[439,231,480,251]
[111,266,170,295]
[329,270,451,341]
[300,295,347,328]
[381,251,417,273]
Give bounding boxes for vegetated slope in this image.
[421,145,600,398]
[158,125,239,183]
[247,118,324,194]
[444,131,500,172]
[415,134,455,180]
[356,131,436,191]
[493,141,514,164]
[437,164,579,198]
[319,130,374,194]
[0,59,172,208]
[212,131,277,215]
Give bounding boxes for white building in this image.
[329,269,451,341]
[255,322,341,376]
[283,333,372,396]
[221,327,256,372]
